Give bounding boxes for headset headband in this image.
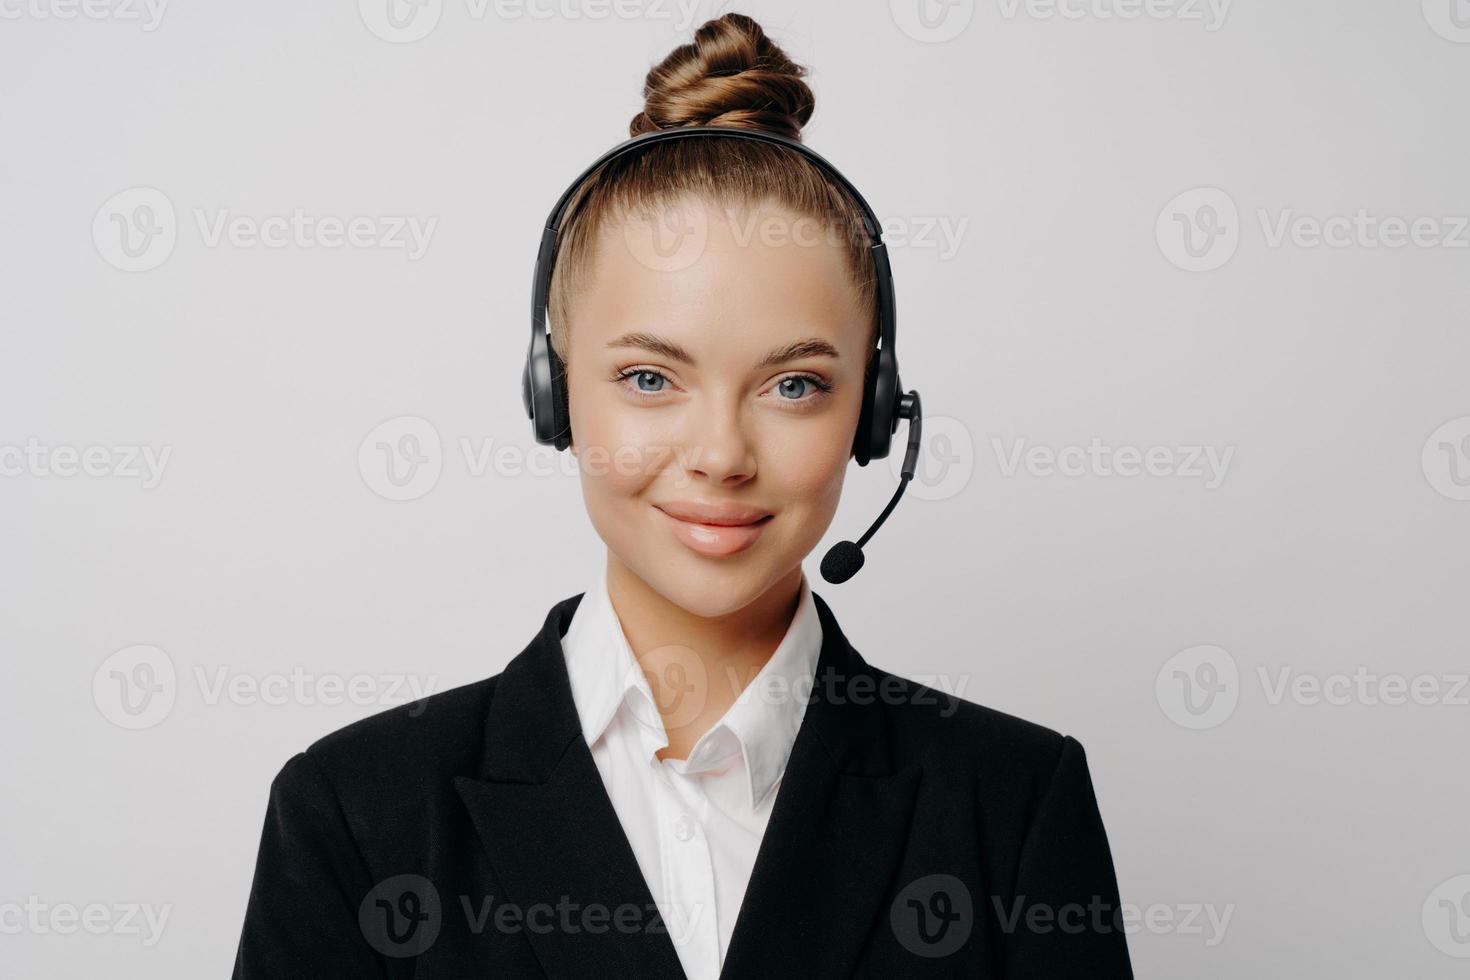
[542,127,885,240]
[524,124,902,465]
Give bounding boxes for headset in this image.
[521,125,923,584]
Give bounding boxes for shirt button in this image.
[673,812,695,841]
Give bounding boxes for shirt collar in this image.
[559,566,824,811]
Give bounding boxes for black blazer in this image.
[233,591,1133,978]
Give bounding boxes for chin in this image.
[648,562,768,619]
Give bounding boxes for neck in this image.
[603,553,804,761]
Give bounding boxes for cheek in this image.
[790,381,865,487]
[760,416,853,513]
[570,376,675,499]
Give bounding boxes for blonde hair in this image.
[546,12,879,368]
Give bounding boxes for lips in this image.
[654,501,774,526]
[654,502,774,557]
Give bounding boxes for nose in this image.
[681,394,756,486]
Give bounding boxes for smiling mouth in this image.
[656,508,774,557]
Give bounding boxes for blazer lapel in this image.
[454,594,687,979]
[718,592,923,979]
[454,589,922,980]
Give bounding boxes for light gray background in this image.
[3,0,1468,976]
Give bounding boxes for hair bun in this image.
[630,13,815,142]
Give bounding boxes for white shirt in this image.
[559,568,824,980]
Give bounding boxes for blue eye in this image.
[776,377,810,400]
[774,374,833,402]
[615,367,832,405]
[629,370,666,393]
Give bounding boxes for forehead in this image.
[570,194,869,359]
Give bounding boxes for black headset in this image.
[521,125,923,583]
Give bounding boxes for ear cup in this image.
[525,325,569,449]
[852,346,881,466]
[521,355,534,423]
[853,345,902,466]
[547,343,571,451]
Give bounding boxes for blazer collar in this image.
[454,587,922,979]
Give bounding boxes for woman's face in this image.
[565,193,871,619]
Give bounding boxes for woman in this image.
[233,13,1132,979]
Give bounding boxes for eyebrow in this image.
[605,332,841,369]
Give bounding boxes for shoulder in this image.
[266,673,501,814]
[858,661,1112,864]
[862,661,1085,796]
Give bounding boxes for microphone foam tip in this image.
[820,541,865,584]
